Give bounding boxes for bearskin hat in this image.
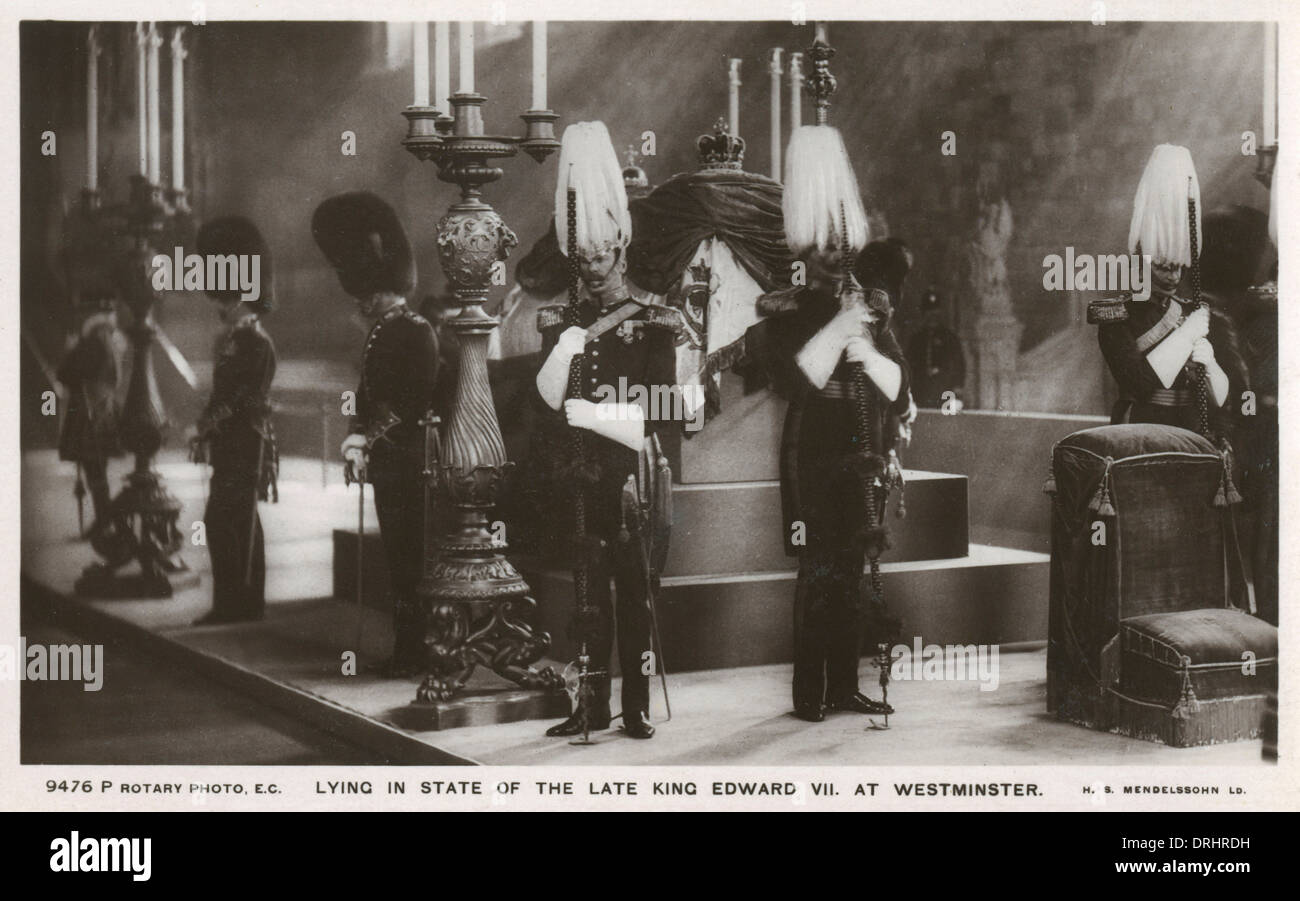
[311,192,416,299]
[856,237,912,321]
[195,215,274,313]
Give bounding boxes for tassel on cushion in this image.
[1171,655,1202,720]
[1220,449,1243,505]
[1088,457,1116,517]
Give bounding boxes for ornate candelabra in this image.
[401,77,566,711]
[76,175,197,597]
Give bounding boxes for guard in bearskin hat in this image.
[57,290,126,537]
[312,192,438,675]
[191,216,278,625]
[905,285,966,408]
[742,125,913,724]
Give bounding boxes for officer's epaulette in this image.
[1086,294,1131,325]
[639,302,686,334]
[756,286,802,317]
[537,304,567,333]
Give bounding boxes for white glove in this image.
[846,336,903,402]
[341,433,368,483]
[556,325,587,356]
[796,316,853,390]
[1184,305,1210,340]
[1190,337,1216,367]
[536,326,588,411]
[565,398,645,452]
[1192,338,1229,406]
[1146,320,1199,389]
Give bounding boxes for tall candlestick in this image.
[789,52,803,132]
[86,26,100,191]
[728,58,742,139]
[531,21,547,110]
[769,48,782,181]
[171,27,187,191]
[413,22,429,106]
[136,24,147,176]
[434,22,450,114]
[147,23,161,185]
[1264,22,1277,147]
[458,21,474,93]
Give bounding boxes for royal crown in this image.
[697,118,745,171]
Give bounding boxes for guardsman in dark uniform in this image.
[191,217,278,625]
[57,294,124,535]
[905,286,965,408]
[535,121,679,740]
[743,126,911,723]
[1094,145,1248,437]
[312,192,439,676]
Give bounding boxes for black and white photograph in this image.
[6,0,1296,829]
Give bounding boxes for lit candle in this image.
[434,22,450,114]
[789,52,803,132]
[728,58,742,138]
[531,21,547,110]
[458,21,474,93]
[814,21,828,44]
[1264,22,1277,147]
[171,27,187,191]
[147,23,161,185]
[769,48,782,180]
[412,22,429,107]
[136,23,147,176]
[86,25,100,191]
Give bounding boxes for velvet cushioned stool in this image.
[1044,423,1275,746]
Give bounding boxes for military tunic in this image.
[1097,294,1248,436]
[906,323,965,408]
[352,303,439,669]
[200,315,276,621]
[57,318,124,527]
[744,284,911,710]
[535,295,678,720]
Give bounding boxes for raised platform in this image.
[20,449,1262,766]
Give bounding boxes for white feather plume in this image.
[782,125,869,254]
[554,121,631,258]
[1128,143,1201,267]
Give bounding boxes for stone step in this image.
[666,469,968,577]
[522,543,1049,674]
[333,467,969,605]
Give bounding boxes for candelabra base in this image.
[415,591,566,705]
[397,678,571,732]
[75,469,196,599]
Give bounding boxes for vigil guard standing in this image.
[743,124,912,724]
[534,121,679,741]
[905,287,966,408]
[190,217,278,625]
[1092,144,1249,439]
[312,192,439,675]
[57,293,125,537]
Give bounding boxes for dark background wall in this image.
[21,19,1269,449]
